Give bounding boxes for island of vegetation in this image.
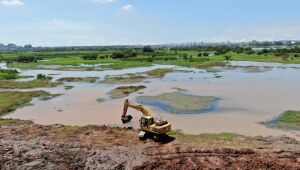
[263,110,300,131]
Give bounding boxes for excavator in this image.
[121,99,171,140]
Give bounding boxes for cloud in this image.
[121,4,133,11]
[90,0,115,3]
[0,0,24,6]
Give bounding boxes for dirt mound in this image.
[0,140,145,170]
[135,148,300,170]
[0,122,299,169]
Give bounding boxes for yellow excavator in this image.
[121,99,171,140]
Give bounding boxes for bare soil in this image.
[0,121,299,169]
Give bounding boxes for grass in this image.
[0,91,50,116]
[0,69,19,80]
[4,50,300,71]
[111,85,146,99]
[64,85,74,90]
[169,130,242,142]
[0,79,62,89]
[262,110,300,130]
[58,125,81,133]
[57,77,98,83]
[102,75,147,84]
[145,68,174,77]
[0,119,32,126]
[277,110,300,128]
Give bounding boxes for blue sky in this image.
[1,0,300,46]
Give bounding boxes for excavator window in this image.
[141,118,148,127]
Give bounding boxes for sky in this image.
[1,0,300,46]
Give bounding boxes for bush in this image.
[0,69,19,80]
[82,55,98,60]
[202,52,210,57]
[224,55,232,60]
[143,45,155,52]
[37,74,52,80]
[111,52,125,59]
[16,56,37,63]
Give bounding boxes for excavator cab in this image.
[140,116,155,128]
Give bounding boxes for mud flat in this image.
[137,92,219,114]
[0,91,51,116]
[110,85,146,99]
[102,75,147,84]
[57,77,98,83]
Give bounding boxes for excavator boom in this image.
[122,99,152,117]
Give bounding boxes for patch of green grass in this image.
[64,85,74,90]
[58,125,81,133]
[0,119,32,126]
[0,79,62,89]
[111,85,146,99]
[169,130,241,142]
[0,69,19,80]
[57,77,98,83]
[145,68,174,77]
[278,110,300,127]
[96,98,105,103]
[102,75,147,84]
[0,91,50,116]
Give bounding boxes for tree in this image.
[224,55,232,60]
[111,52,125,59]
[202,52,210,57]
[16,56,37,63]
[37,74,52,80]
[143,45,154,52]
[82,55,98,60]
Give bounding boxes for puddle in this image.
[137,92,219,114]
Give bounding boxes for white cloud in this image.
[90,0,115,3]
[0,0,24,6]
[121,4,133,11]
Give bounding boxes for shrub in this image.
[37,74,52,80]
[82,55,98,60]
[143,45,155,52]
[16,56,37,63]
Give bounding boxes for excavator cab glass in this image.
[140,118,148,127]
[140,117,155,127]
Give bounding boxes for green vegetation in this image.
[0,79,62,89]
[64,85,74,90]
[102,75,146,84]
[2,45,300,71]
[169,130,242,142]
[0,91,50,116]
[96,98,105,103]
[277,110,300,129]
[57,125,81,133]
[137,92,219,114]
[262,110,300,130]
[0,119,32,126]
[110,85,146,99]
[0,69,19,80]
[145,68,174,77]
[57,77,98,83]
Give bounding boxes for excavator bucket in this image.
[121,115,133,124]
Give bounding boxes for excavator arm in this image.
[121,99,152,123]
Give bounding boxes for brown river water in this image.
[1,61,300,139]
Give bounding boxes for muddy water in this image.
[1,61,300,139]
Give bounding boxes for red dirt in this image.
[0,122,299,169]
